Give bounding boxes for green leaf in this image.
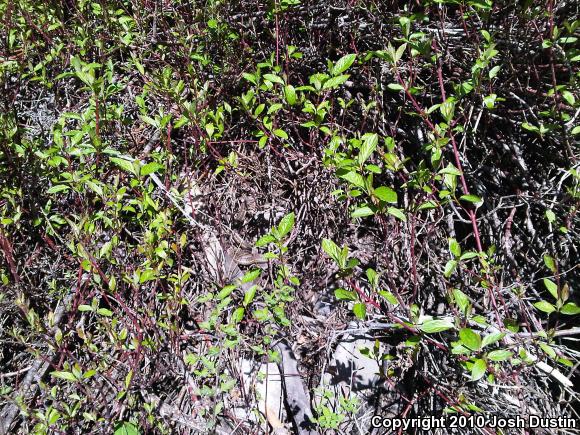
[321,239,341,264]
[521,122,539,132]
[560,302,580,315]
[252,308,270,322]
[284,85,297,105]
[387,207,406,221]
[387,83,404,91]
[559,36,578,44]
[269,103,285,115]
[340,171,366,188]
[470,358,487,381]
[263,73,284,85]
[483,93,497,109]
[561,90,575,106]
[83,369,97,379]
[96,308,113,317]
[241,269,261,284]
[459,328,482,351]
[543,255,557,273]
[440,98,456,122]
[459,251,478,261]
[243,285,257,306]
[242,72,257,85]
[460,194,483,205]
[139,269,156,283]
[420,318,454,333]
[84,180,103,196]
[132,55,145,76]
[366,268,378,288]
[351,206,375,218]
[453,289,470,313]
[539,342,556,359]
[543,278,558,300]
[504,318,519,332]
[140,162,163,176]
[394,43,407,63]
[378,290,398,306]
[533,300,556,314]
[47,185,70,194]
[487,349,512,361]
[439,165,462,176]
[352,302,366,319]
[452,342,473,355]
[277,212,295,238]
[110,157,137,175]
[216,285,236,300]
[322,74,349,90]
[444,260,458,278]
[256,234,275,247]
[274,129,288,139]
[78,304,93,312]
[114,421,140,435]
[374,186,397,203]
[488,65,501,79]
[449,238,461,258]
[331,53,357,76]
[267,105,282,116]
[51,371,77,382]
[427,103,441,114]
[481,332,505,348]
[231,307,245,323]
[254,104,265,117]
[334,288,357,301]
[358,133,378,165]
[140,115,158,128]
